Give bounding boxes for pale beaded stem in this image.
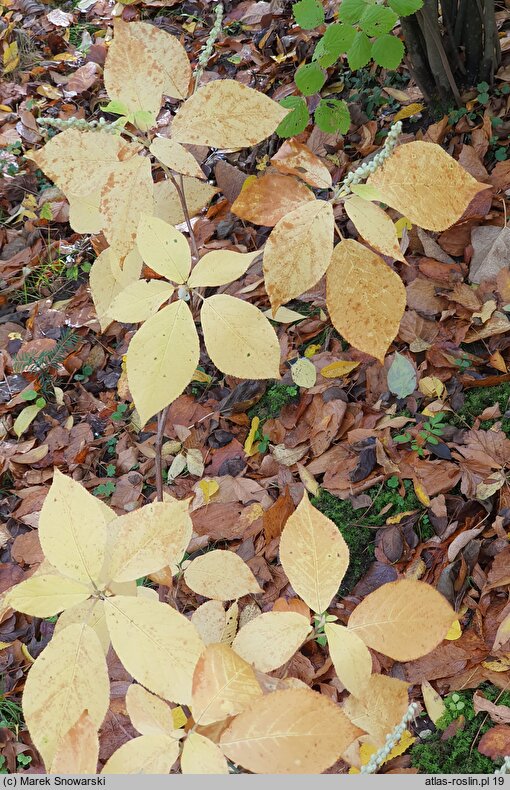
[37,116,121,134]
[495,755,510,775]
[334,120,403,201]
[360,701,419,775]
[193,3,224,92]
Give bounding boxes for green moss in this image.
[249,382,300,420]
[411,685,506,774]
[453,383,510,435]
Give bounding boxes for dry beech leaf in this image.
[154,178,218,226]
[192,643,262,726]
[200,294,281,379]
[325,623,372,697]
[347,579,455,661]
[6,574,91,618]
[127,21,191,101]
[231,173,315,227]
[191,601,228,645]
[367,141,489,232]
[150,137,204,179]
[184,550,262,601]
[220,688,361,774]
[188,250,259,288]
[172,79,288,148]
[49,711,99,775]
[263,200,334,315]
[23,623,109,769]
[104,595,204,704]
[102,734,179,775]
[126,300,199,426]
[136,214,191,284]
[108,280,174,324]
[271,140,332,189]
[55,599,110,655]
[343,673,410,746]
[232,612,312,673]
[181,732,229,774]
[326,239,406,363]
[344,196,405,262]
[126,684,173,736]
[279,492,349,614]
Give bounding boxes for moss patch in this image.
[453,383,510,434]
[411,685,508,774]
[249,382,300,420]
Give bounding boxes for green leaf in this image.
[101,99,130,117]
[387,352,416,399]
[313,23,356,67]
[388,0,423,15]
[314,98,350,134]
[371,34,405,69]
[39,203,53,220]
[359,5,398,36]
[276,96,309,137]
[338,0,368,24]
[292,0,325,29]
[21,390,38,402]
[346,31,372,70]
[295,62,326,96]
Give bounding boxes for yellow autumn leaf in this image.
[343,673,410,745]
[68,190,103,235]
[172,79,288,148]
[3,40,19,74]
[191,601,228,645]
[13,403,44,438]
[350,729,415,772]
[393,103,425,122]
[421,680,446,724]
[304,344,321,358]
[347,579,455,661]
[38,469,113,586]
[127,21,191,101]
[291,357,317,388]
[413,480,431,507]
[104,595,204,704]
[445,619,462,640]
[368,141,489,232]
[220,688,361,774]
[188,250,259,288]
[320,360,360,378]
[200,294,281,379]
[126,684,173,736]
[349,183,384,201]
[192,643,262,726]
[198,479,219,504]
[419,376,445,398]
[55,599,110,655]
[263,306,306,323]
[326,239,406,363]
[344,195,406,262]
[150,137,205,180]
[102,734,179,774]
[6,574,92,618]
[105,499,192,583]
[108,280,174,324]
[184,550,262,601]
[279,492,349,614]
[232,612,312,673]
[136,215,191,284]
[154,178,219,226]
[271,140,332,189]
[395,216,413,238]
[181,732,229,774]
[23,623,109,769]
[244,416,260,456]
[325,623,372,697]
[49,712,99,775]
[263,200,334,315]
[90,249,139,332]
[126,300,199,426]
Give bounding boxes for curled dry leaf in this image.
[184,549,262,601]
[271,140,332,189]
[231,611,312,673]
[231,173,315,227]
[478,725,510,759]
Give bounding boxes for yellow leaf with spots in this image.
[393,103,425,122]
[345,195,406,262]
[128,21,191,100]
[150,137,205,180]
[154,178,219,226]
[6,574,91,619]
[50,712,99,775]
[343,673,410,745]
[349,730,415,772]
[108,280,174,324]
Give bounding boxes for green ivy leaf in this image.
[346,31,372,70]
[371,34,405,69]
[359,5,399,36]
[292,0,325,29]
[338,0,368,24]
[295,61,326,96]
[387,352,416,399]
[276,96,309,137]
[388,0,423,14]
[313,23,356,67]
[314,98,350,134]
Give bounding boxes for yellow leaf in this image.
[126,684,173,736]
[90,249,139,332]
[368,141,489,232]
[343,673,410,745]
[21,644,35,664]
[110,247,143,288]
[291,357,317,388]
[232,612,312,672]
[23,623,109,769]
[353,729,415,772]
[393,103,425,121]
[279,492,349,614]
[395,216,413,238]
[104,595,204,704]
[184,550,262,601]
[304,343,321,358]
[192,643,262,726]
[191,600,229,646]
[0,642,12,650]
[3,40,19,74]
[345,195,406,262]
[419,376,445,398]
[105,499,192,583]
[192,369,212,384]
[326,239,406,363]
[172,706,187,729]
[68,190,103,235]
[38,469,112,586]
[244,416,260,456]
[188,249,259,288]
[127,300,199,426]
[413,479,431,507]
[13,403,44,438]
[263,200,334,315]
[6,574,91,618]
[172,79,288,148]
[482,656,510,672]
[198,479,219,504]
[263,306,306,323]
[200,294,281,379]
[271,140,332,189]
[102,734,179,774]
[150,137,205,180]
[108,280,174,324]
[347,579,455,661]
[136,215,191,284]
[421,680,446,725]
[181,732,229,774]
[220,688,361,774]
[325,623,372,697]
[50,712,99,775]
[55,599,110,655]
[128,20,191,100]
[445,619,462,640]
[154,177,218,226]
[321,360,360,378]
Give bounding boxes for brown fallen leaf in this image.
[478,725,510,758]
[473,691,510,723]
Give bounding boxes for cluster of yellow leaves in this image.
[4,474,457,774]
